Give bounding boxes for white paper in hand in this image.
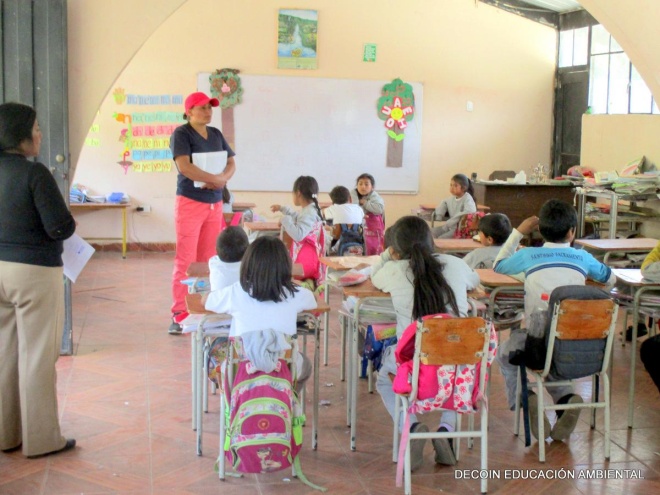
[192,151,227,188]
[62,234,95,282]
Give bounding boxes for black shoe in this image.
[168,321,182,335]
[409,422,429,472]
[432,427,456,466]
[27,439,76,459]
[625,323,648,342]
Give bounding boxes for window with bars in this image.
[559,24,659,115]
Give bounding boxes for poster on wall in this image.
[277,9,318,70]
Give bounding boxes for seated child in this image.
[204,236,317,390]
[432,173,477,238]
[494,199,616,441]
[222,186,235,214]
[462,213,512,269]
[324,185,365,254]
[208,226,249,291]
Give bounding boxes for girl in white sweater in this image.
[433,173,477,238]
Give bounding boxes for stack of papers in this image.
[181,313,231,334]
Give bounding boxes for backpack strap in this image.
[293,456,328,492]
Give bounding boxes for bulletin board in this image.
[197,73,423,193]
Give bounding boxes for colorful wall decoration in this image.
[112,88,185,174]
[377,78,416,168]
[209,68,243,150]
[277,9,318,70]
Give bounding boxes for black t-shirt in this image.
[170,123,235,203]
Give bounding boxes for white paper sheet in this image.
[62,234,95,283]
[192,151,227,188]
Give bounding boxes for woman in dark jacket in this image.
[0,102,76,458]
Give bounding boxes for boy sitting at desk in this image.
[494,199,616,441]
[462,213,512,269]
[323,185,365,254]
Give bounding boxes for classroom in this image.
[1,0,660,494]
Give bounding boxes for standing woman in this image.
[168,92,236,334]
[0,102,76,457]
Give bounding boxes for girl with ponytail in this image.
[271,176,325,284]
[370,215,479,470]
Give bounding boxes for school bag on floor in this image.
[336,223,365,256]
[221,353,326,491]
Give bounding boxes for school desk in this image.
[232,201,255,212]
[434,238,483,254]
[419,203,491,213]
[319,255,381,366]
[243,221,281,233]
[611,268,660,428]
[574,237,658,264]
[475,269,525,322]
[341,279,391,452]
[186,259,304,280]
[70,203,130,258]
[185,293,330,454]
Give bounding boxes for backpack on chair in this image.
[453,212,486,239]
[220,339,326,491]
[335,223,365,256]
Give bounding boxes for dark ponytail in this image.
[390,216,460,318]
[293,175,323,221]
[452,173,475,202]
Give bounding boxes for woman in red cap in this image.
[168,92,236,334]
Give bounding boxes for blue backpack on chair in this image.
[336,224,365,256]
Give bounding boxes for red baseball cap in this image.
[184,92,219,113]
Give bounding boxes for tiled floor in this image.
[1,251,659,494]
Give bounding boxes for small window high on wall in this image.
[561,24,660,115]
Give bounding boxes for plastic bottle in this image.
[528,293,549,338]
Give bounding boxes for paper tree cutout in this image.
[377,78,415,142]
[377,78,415,168]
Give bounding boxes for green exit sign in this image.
[363,43,377,62]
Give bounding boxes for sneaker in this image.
[625,323,648,342]
[527,391,551,441]
[168,321,182,335]
[550,394,583,441]
[409,422,428,472]
[432,427,456,466]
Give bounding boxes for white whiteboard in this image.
[197,73,423,193]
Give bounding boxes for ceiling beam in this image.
[479,0,560,28]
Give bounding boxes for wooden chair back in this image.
[419,317,489,366]
[554,299,617,340]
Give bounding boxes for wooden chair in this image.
[392,316,491,494]
[488,170,516,181]
[514,286,618,462]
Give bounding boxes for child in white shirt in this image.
[204,236,317,386]
[208,226,249,291]
[371,216,479,471]
[324,185,365,254]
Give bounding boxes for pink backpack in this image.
[223,359,303,474]
[363,213,385,255]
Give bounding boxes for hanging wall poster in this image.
[277,9,318,69]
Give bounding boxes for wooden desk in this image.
[232,202,255,212]
[420,203,490,212]
[475,268,523,287]
[472,183,575,228]
[611,268,660,428]
[186,259,303,280]
[575,238,658,264]
[70,203,130,258]
[434,238,482,254]
[243,221,280,233]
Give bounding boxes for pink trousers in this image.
[171,196,223,315]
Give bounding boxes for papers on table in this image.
[181,313,231,334]
[62,234,95,283]
[192,151,227,188]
